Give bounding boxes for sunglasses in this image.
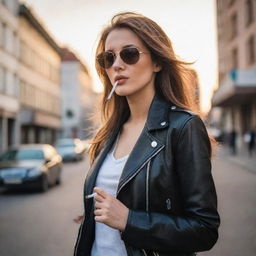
[96,47,147,69]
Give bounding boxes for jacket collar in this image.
[146,93,170,131]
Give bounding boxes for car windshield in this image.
[0,148,44,161]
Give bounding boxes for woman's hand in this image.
[73,215,84,224]
[93,187,129,231]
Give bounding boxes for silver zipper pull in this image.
[166,198,171,210]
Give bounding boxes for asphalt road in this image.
[199,149,256,256]
[0,149,256,256]
[0,157,88,256]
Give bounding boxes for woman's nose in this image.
[112,55,125,71]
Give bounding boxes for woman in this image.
[74,12,220,256]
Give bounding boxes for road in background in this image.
[1,149,256,256]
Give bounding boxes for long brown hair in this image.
[88,12,213,163]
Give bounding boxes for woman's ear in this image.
[153,62,162,72]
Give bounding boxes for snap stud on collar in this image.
[151,141,157,147]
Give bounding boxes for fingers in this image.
[94,201,103,209]
[93,187,108,199]
[94,193,104,203]
[94,208,103,216]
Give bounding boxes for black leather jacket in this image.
[74,94,220,256]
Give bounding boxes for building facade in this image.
[0,0,20,152]
[60,48,96,140]
[212,0,256,151]
[18,4,62,145]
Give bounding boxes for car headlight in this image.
[27,167,42,178]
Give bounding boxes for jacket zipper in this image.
[146,160,151,211]
[142,160,160,256]
[117,145,164,196]
[118,147,164,256]
[141,249,148,256]
[141,249,159,256]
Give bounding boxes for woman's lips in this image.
[116,78,128,85]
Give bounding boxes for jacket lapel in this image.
[117,94,170,195]
[117,128,165,194]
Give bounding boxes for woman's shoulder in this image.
[168,104,196,116]
[165,104,207,133]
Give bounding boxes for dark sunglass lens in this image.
[97,52,115,68]
[104,52,115,68]
[120,48,140,64]
[97,53,105,68]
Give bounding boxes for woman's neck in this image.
[126,87,155,124]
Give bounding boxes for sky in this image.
[22,0,218,114]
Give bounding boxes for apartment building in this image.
[212,0,256,149]
[18,4,62,144]
[60,47,96,139]
[0,0,20,152]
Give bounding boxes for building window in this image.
[20,80,26,104]
[14,73,19,97]
[5,70,16,96]
[231,48,238,69]
[1,23,7,50]
[245,0,254,26]
[0,22,3,48]
[247,35,255,65]
[0,66,5,92]
[230,13,238,40]
[5,25,12,53]
[20,41,26,63]
[66,110,74,119]
[13,31,19,58]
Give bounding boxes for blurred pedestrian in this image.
[229,129,237,155]
[248,128,255,157]
[74,12,220,256]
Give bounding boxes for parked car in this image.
[0,144,63,192]
[55,138,85,162]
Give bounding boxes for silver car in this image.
[55,138,85,162]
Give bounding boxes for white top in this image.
[91,134,129,256]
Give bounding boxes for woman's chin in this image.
[115,88,131,97]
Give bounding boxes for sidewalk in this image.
[215,145,256,174]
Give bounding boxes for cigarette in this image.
[107,80,118,100]
[85,192,96,199]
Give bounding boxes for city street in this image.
[0,148,256,256]
[0,158,88,256]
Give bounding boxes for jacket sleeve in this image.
[121,115,220,253]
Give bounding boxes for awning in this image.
[212,69,256,107]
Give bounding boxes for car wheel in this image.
[39,175,48,192]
